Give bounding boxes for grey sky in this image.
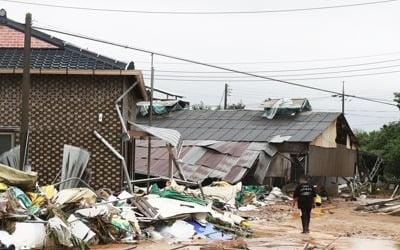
[2,0,400,131]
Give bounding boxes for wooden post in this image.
[224,83,228,110]
[19,13,32,170]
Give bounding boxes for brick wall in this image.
[0,25,57,48]
[0,74,125,190]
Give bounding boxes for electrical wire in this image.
[141,58,400,73]
[32,25,399,108]
[143,68,400,81]
[2,0,399,14]
[141,63,400,78]
[136,51,400,65]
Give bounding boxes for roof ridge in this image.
[0,14,131,70]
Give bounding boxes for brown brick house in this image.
[0,10,147,190]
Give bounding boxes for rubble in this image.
[0,163,269,249]
[356,196,400,216]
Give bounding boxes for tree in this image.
[355,93,400,178]
[394,92,400,106]
[227,100,246,110]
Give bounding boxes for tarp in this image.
[145,195,212,219]
[0,163,37,191]
[262,98,312,119]
[150,184,206,206]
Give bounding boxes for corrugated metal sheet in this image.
[308,145,356,176]
[135,140,279,184]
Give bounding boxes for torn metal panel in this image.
[266,153,292,178]
[60,145,90,190]
[0,145,20,169]
[130,122,183,155]
[248,142,277,156]
[196,151,225,168]
[224,166,249,184]
[214,155,240,172]
[253,151,274,184]
[181,147,207,165]
[236,150,260,169]
[135,140,279,184]
[206,141,249,157]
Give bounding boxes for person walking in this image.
[292,175,316,233]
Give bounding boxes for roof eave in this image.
[0,68,148,101]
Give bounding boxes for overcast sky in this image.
[2,0,400,131]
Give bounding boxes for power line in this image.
[32,26,399,108]
[2,0,399,14]
[136,51,400,65]
[141,59,400,74]
[142,63,400,78]
[143,68,400,81]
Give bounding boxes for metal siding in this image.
[214,155,240,172]
[308,145,356,176]
[236,150,260,169]
[196,151,225,168]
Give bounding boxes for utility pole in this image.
[147,53,154,192]
[224,83,228,110]
[342,81,345,114]
[20,13,32,170]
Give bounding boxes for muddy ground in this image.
[93,199,400,249]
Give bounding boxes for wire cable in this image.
[141,63,400,78]
[32,26,399,108]
[2,0,399,14]
[141,59,400,74]
[143,69,400,81]
[137,51,400,65]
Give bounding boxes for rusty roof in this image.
[135,140,277,184]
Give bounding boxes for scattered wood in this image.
[200,238,247,250]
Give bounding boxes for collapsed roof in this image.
[134,140,290,184]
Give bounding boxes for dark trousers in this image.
[300,207,312,232]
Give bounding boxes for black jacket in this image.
[293,183,316,208]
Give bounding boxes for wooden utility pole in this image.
[147,53,154,192]
[224,83,228,110]
[342,81,345,114]
[20,13,32,170]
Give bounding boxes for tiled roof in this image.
[137,110,342,142]
[0,48,127,70]
[0,14,131,70]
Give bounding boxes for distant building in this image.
[0,10,147,190]
[136,107,358,186]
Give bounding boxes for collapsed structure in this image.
[136,99,358,186]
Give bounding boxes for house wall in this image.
[0,25,57,48]
[0,74,130,190]
[310,121,337,148]
[308,144,356,177]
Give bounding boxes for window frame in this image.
[0,130,16,155]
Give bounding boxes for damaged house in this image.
[134,98,358,186]
[0,10,147,190]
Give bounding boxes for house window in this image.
[0,133,14,155]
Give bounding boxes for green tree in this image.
[355,92,400,178]
[394,92,400,106]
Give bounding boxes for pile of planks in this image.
[356,196,400,216]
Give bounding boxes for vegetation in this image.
[191,100,246,110]
[355,93,400,178]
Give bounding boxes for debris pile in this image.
[356,196,400,216]
[0,163,297,249]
